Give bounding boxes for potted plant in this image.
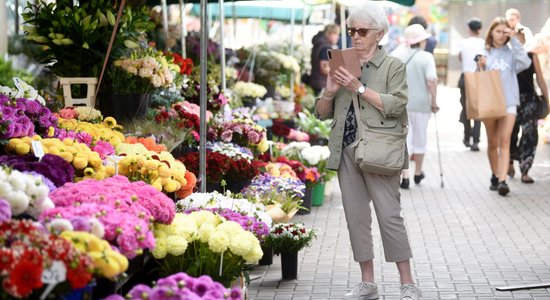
[22,0,153,107]
[104,45,182,122]
[265,222,316,280]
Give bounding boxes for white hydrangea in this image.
[301,145,330,166]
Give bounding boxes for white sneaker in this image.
[344,282,379,299]
[400,284,420,300]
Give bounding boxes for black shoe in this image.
[414,172,425,184]
[490,175,498,191]
[463,139,471,148]
[470,143,479,151]
[498,181,510,196]
[400,178,410,189]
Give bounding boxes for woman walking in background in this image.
[476,17,531,196]
[509,32,549,183]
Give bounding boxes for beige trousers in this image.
[338,144,412,263]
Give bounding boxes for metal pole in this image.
[199,0,208,192]
[340,4,346,49]
[179,0,187,58]
[219,0,226,92]
[161,0,169,44]
[0,0,7,57]
[14,0,19,35]
[289,5,295,102]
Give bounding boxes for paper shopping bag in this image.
[464,70,506,120]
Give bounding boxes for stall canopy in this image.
[148,0,415,8]
[189,1,311,22]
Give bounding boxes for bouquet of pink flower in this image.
[103,272,242,300]
[40,176,176,257]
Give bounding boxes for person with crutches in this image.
[391,24,439,189]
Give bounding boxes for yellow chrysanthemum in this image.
[83,167,95,177]
[103,117,117,129]
[166,235,188,256]
[152,237,168,259]
[208,230,230,253]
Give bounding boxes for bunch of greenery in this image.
[296,110,332,140]
[0,57,34,87]
[22,0,153,77]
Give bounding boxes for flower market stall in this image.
[0,0,349,297]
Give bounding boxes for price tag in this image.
[31,141,45,161]
[13,77,24,92]
[107,155,123,175]
[40,260,67,300]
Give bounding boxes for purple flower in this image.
[0,198,12,222]
[102,296,125,300]
[128,284,153,299]
[70,216,91,232]
[228,287,242,300]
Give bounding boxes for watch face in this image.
[357,85,366,94]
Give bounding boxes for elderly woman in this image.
[315,2,419,299]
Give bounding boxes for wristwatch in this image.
[357,84,366,95]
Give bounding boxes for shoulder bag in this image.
[350,94,408,176]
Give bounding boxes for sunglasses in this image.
[347,27,376,37]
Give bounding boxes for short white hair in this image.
[346,1,389,35]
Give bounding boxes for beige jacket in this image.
[315,49,409,171]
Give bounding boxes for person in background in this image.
[308,24,341,95]
[392,24,439,189]
[458,18,484,151]
[408,15,438,54]
[476,17,531,196]
[508,32,549,183]
[506,8,533,46]
[315,1,419,299]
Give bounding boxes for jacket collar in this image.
[368,46,386,68]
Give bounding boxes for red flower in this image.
[272,123,291,137]
[6,257,43,297]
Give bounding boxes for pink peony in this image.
[58,107,78,119]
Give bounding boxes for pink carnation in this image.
[92,140,115,159]
[58,107,78,119]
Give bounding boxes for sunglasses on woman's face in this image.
[347,27,375,37]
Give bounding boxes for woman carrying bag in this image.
[476,17,531,196]
[315,1,418,299]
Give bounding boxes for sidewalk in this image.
[248,86,550,299]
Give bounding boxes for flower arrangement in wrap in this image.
[57,106,104,124]
[103,272,242,300]
[0,219,94,299]
[151,211,263,287]
[109,45,182,94]
[265,222,316,254]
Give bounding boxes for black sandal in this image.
[521,174,534,184]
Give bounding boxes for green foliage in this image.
[296,110,332,140]
[22,0,154,77]
[0,57,34,87]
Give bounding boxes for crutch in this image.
[433,113,444,188]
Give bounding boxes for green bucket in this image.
[311,182,326,206]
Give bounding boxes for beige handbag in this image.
[350,94,408,176]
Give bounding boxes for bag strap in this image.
[352,94,367,139]
[95,0,127,99]
[404,49,419,66]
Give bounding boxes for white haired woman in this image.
[315,1,419,299]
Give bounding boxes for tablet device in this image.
[328,48,362,78]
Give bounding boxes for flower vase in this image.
[258,245,273,265]
[102,94,151,124]
[225,179,251,193]
[62,282,95,300]
[311,182,326,206]
[241,97,256,108]
[297,186,312,215]
[280,251,299,280]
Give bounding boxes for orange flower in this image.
[125,137,167,152]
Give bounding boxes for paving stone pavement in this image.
[248,86,550,300]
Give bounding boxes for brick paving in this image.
[248,86,550,299]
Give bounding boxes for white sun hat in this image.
[404,24,431,45]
